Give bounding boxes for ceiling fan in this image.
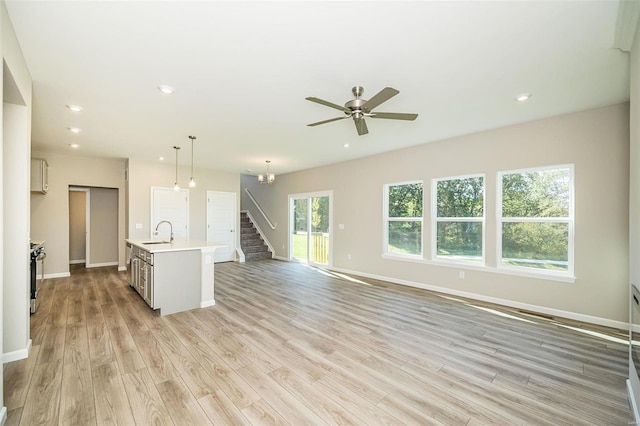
[305,86,418,136]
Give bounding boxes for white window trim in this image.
[383,180,424,259]
[431,174,485,266]
[496,164,574,278]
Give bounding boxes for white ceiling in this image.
[5,1,630,176]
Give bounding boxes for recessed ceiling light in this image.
[67,127,82,133]
[66,104,84,112]
[69,143,80,149]
[343,143,350,148]
[158,85,175,94]
[515,93,532,102]
[158,156,165,161]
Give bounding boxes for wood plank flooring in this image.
[4,260,633,425]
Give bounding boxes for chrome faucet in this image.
[154,220,174,242]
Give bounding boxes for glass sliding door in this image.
[292,198,309,261]
[290,192,332,265]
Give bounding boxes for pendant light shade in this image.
[173,146,181,191]
[188,135,196,188]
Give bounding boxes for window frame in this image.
[431,173,486,265]
[383,180,424,259]
[497,164,575,278]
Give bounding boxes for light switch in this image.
[205,255,212,264]
[338,224,345,230]
[135,223,143,229]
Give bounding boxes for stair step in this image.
[242,245,269,254]
[240,212,273,262]
[245,251,272,261]
[241,238,264,247]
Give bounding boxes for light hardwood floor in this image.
[4,260,633,425]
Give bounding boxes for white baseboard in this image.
[201,299,215,308]
[628,379,640,425]
[3,339,31,363]
[69,259,85,264]
[44,272,71,279]
[86,261,118,268]
[0,406,7,426]
[329,266,629,331]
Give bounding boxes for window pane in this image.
[292,199,308,261]
[436,222,482,261]
[436,177,484,217]
[501,222,568,271]
[502,168,570,218]
[388,183,423,217]
[388,221,422,255]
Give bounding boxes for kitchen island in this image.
[126,238,225,316]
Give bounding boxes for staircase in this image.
[240,212,273,261]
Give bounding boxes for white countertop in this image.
[126,238,225,253]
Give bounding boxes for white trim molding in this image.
[85,261,118,269]
[3,339,31,363]
[330,265,625,330]
[44,272,71,279]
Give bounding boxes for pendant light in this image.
[258,160,275,184]
[173,146,181,191]
[188,135,196,188]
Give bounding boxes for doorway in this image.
[69,186,118,269]
[289,191,332,266]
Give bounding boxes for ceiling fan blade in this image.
[370,112,419,121]
[307,116,349,127]
[363,87,399,112]
[306,97,351,113]
[354,118,368,136]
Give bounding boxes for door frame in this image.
[288,190,333,267]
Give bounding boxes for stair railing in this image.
[244,188,277,230]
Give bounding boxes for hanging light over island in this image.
[188,135,196,188]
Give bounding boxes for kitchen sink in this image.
[141,241,170,245]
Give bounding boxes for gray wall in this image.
[30,152,126,276]
[68,190,85,262]
[88,187,118,266]
[243,103,629,326]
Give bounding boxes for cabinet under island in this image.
[126,239,225,316]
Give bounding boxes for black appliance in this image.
[30,242,45,314]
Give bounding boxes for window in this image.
[384,182,423,257]
[498,165,573,275]
[433,175,484,263]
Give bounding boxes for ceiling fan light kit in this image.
[306,86,418,136]
[258,160,275,184]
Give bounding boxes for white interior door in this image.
[151,187,189,240]
[207,191,236,262]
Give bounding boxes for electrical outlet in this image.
[459,271,465,279]
[347,253,352,260]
